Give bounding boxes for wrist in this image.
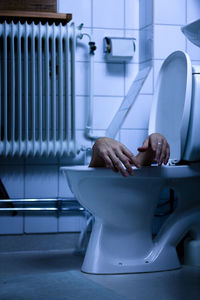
[136,151,154,166]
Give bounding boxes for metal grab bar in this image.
[0,198,85,213]
[0,197,93,254]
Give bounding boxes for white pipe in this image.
[77,31,100,141]
[85,49,101,140]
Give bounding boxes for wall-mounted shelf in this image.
[0,11,72,25]
[0,0,57,13]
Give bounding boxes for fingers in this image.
[163,143,170,165]
[110,153,131,177]
[150,134,170,166]
[115,151,134,176]
[121,146,141,168]
[103,154,119,173]
[102,152,129,177]
[91,138,138,177]
[103,147,138,177]
[155,142,163,165]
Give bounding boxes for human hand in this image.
[89,137,141,177]
[137,133,170,166]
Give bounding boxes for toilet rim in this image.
[60,162,200,179]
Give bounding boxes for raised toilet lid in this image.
[148,51,192,162]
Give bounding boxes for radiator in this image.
[0,21,77,157]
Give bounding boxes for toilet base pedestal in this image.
[184,240,200,266]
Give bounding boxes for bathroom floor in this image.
[0,249,200,300]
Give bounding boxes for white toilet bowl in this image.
[61,51,200,274]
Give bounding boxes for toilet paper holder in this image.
[104,36,136,62]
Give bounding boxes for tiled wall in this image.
[0,0,200,235]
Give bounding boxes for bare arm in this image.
[89,137,140,177]
[89,133,170,177]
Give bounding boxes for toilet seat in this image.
[149,51,193,162]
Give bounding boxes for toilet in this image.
[61,51,200,274]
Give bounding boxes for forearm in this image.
[89,138,106,167]
[89,155,106,167]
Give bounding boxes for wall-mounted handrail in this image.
[0,198,85,213]
[0,197,93,253]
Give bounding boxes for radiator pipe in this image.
[77,27,100,141]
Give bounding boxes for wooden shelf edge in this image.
[0,11,72,25]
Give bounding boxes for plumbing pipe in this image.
[78,29,100,141]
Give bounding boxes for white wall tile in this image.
[187,0,200,23]
[122,94,153,129]
[25,165,58,198]
[93,0,124,28]
[140,67,153,94]
[93,96,123,129]
[191,60,200,66]
[76,62,90,96]
[58,0,92,27]
[154,25,186,59]
[0,164,24,234]
[58,214,85,232]
[153,59,164,90]
[154,0,186,25]
[187,41,200,61]
[0,216,23,234]
[76,96,88,130]
[87,129,107,139]
[120,129,148,154]
[94,62,124,96]
[124,63,139,93]
[24,165,59,233]
[24,215,57,233]
[0,166,24,198]
[125,0,139,29]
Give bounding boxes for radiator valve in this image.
[89,41,96,54]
